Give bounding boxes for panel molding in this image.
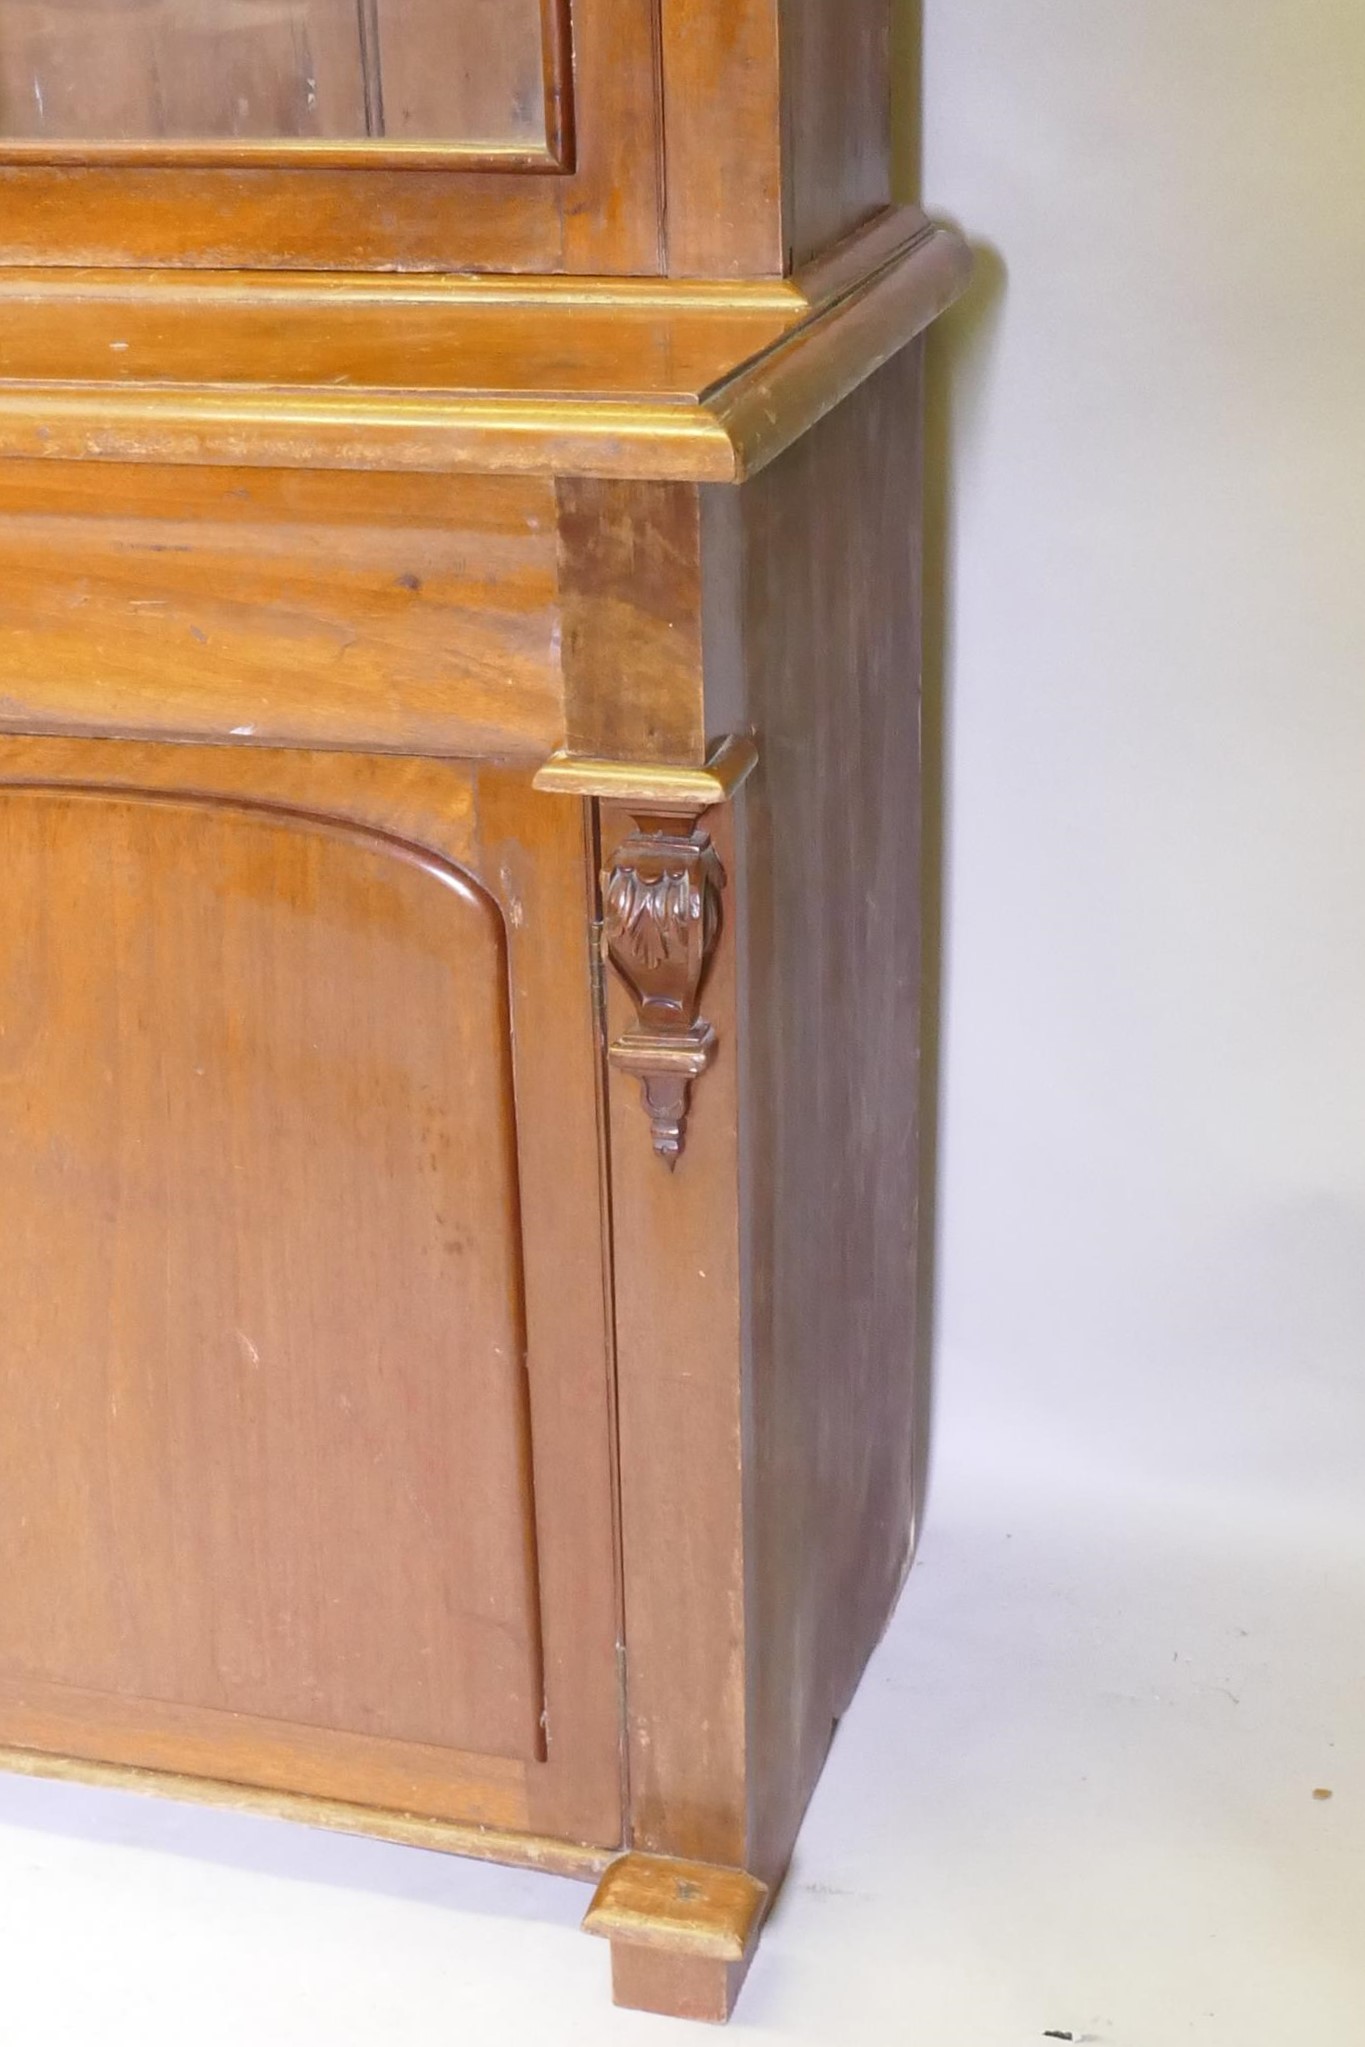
[0,1675,531,1831]
[0,1741,616,1879]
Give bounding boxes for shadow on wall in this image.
[895,8,1009,1538]
[907,247,1005,1543]
[911,244,1006,1541]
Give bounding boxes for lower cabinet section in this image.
[0,348,933,2025]
[0,737,623,1850]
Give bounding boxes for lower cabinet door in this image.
[0,738,621,1850]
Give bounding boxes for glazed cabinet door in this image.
[1,0,558,151]
[0,740,621,1851]
[0,0,661,272]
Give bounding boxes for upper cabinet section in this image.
[0,0,894,278]
[0,0,570,159]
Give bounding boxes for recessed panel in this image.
[0,789,545,1764]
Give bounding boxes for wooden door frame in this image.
[0,0,661,274]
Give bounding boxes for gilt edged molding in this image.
[534,735,758,807]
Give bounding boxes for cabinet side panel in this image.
[721,344,925,1882]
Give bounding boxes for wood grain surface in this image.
[557,479,709,762]
[0,784,544,1756]
[0,1,955,2022]
[604,792,749,1871]
[658,0,895,278]
[0,741,622,1848]
[725,344,928,1884]
[605,348,928,1901]
[0,464,566,755]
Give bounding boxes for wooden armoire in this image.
[0,0,968,2023]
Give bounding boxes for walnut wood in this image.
[656,0,784,279]
[1,0,379,145]
[0,1676,532,1829]
[556,479,709,759]
[0,780,545,1757]
[1,0,569,157]
[780,0,895,270]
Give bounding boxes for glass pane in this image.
[0,0,552,145]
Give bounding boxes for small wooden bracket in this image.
[583,1853,769,2022]
[543,734,757,1168]
[601,818,725,1167]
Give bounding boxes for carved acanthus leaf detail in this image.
[602,820,725,1168]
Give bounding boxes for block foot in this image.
[610,1945,749,2023]
[583,1853,769,2024]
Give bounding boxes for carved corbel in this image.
[534,738,757,1169]
[601,817,726,1168]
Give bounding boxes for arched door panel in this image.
[0,744,620,1846]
